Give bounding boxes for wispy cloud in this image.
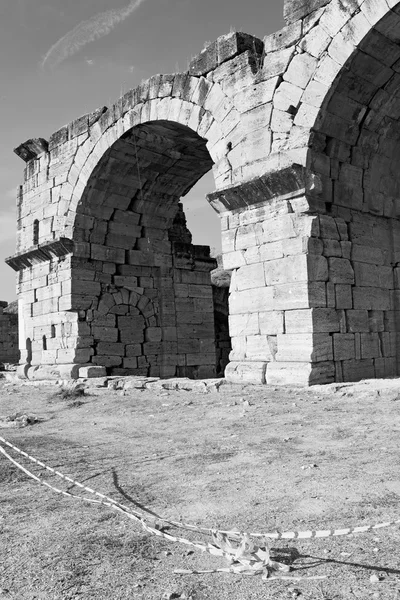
[41,0,147,70]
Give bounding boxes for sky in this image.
[0,0,285,301]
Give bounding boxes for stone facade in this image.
[0,301,19,365]
[7,0,400,384]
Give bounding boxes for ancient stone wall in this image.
[8,1,400,385]
[0,301,19,365]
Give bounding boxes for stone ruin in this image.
[7,0,400,385]
[0,301,18,366]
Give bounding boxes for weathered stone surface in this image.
[9,0,400,387]
[0,302,19,364]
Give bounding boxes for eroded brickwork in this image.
[7,1,400,384]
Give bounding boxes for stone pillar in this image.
[208,167,338,385]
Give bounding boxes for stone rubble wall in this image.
[0,301,19,365]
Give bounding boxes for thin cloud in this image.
[41,0,147,70]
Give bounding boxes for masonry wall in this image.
[0,301,19,365]
[9,1,400,384]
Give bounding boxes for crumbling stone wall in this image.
[0,301,19,365]
[8,0,400,385]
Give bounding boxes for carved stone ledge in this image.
[207,164,306,212]
[5,238,74,271]
[14,138,49,162]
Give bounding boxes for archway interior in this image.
[72,120,228,378]
[308,21,400,381]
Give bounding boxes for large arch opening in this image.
[307,15,400,382]
[71,120,228,378]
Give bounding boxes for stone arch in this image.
[230,0,400,385]
[65,114,225,378]
[17,14,400,386]
[302,3,400,382]
[63,75,244,239]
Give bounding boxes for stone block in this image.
[353,287,390,310]
[230,286,274,315]
[258,311,285,335]
[273,282,326,310]
[96,342,125,356]
[347,309,369,332]
[79,365,107,378]
[229,313,260,336]
[360,333,381,359]
[235,263,265,291]
[368,310,384,332]
[276,333,333,362]
[92,356,123,367]
[333,333,355,361]
[225,361,267,384]
[335,284,352,309]
[283,52,318,89]
[341,359,375,382]
[374,357,397,379]
[246,335,277,361]
[285,308,340,333]
[266,360,335,385]
[328,258,354,284]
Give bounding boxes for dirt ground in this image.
[1,373,400,600]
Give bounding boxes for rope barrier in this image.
[1,434,399,580]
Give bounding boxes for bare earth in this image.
[1,374,400,600]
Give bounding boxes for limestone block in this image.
[351,244,385,265]
[276,333,333,362]
[57,348,93,364]
[368,310,384,332]
[353,287,390,311]
[246,335,277,361]
[27,364,80,380]
[225,361,266,384]
[233,78,279,112]
[323,240,342,257]
[346,309,369,333]
[260,47,295,80]
[374,357,397,378]
[234,263,265,291]
[271,108,293,133]
[230,286,274,315]
[266,360,335,385]
[79,365,107,378]
[96,342,125,356]
[264,21,302,53]
[341,358,375,382]
[353,262,381,288]
[92,356,123,367]
[229,313,260,336]
[283,53,318,89]
[328,258,354,284]
[223,250,246,270]
[126,344,142,357]
[273,281,326,310]
[285,308,340,334]
[258,311,285,335]
[333,333,355,360]
[91,244,125,264]
[360,0,390,26]
[360,333,381,359]
[92,327,118,342]
[300,26,331,58]
[264,255,328,285]
[335,284,352,309]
